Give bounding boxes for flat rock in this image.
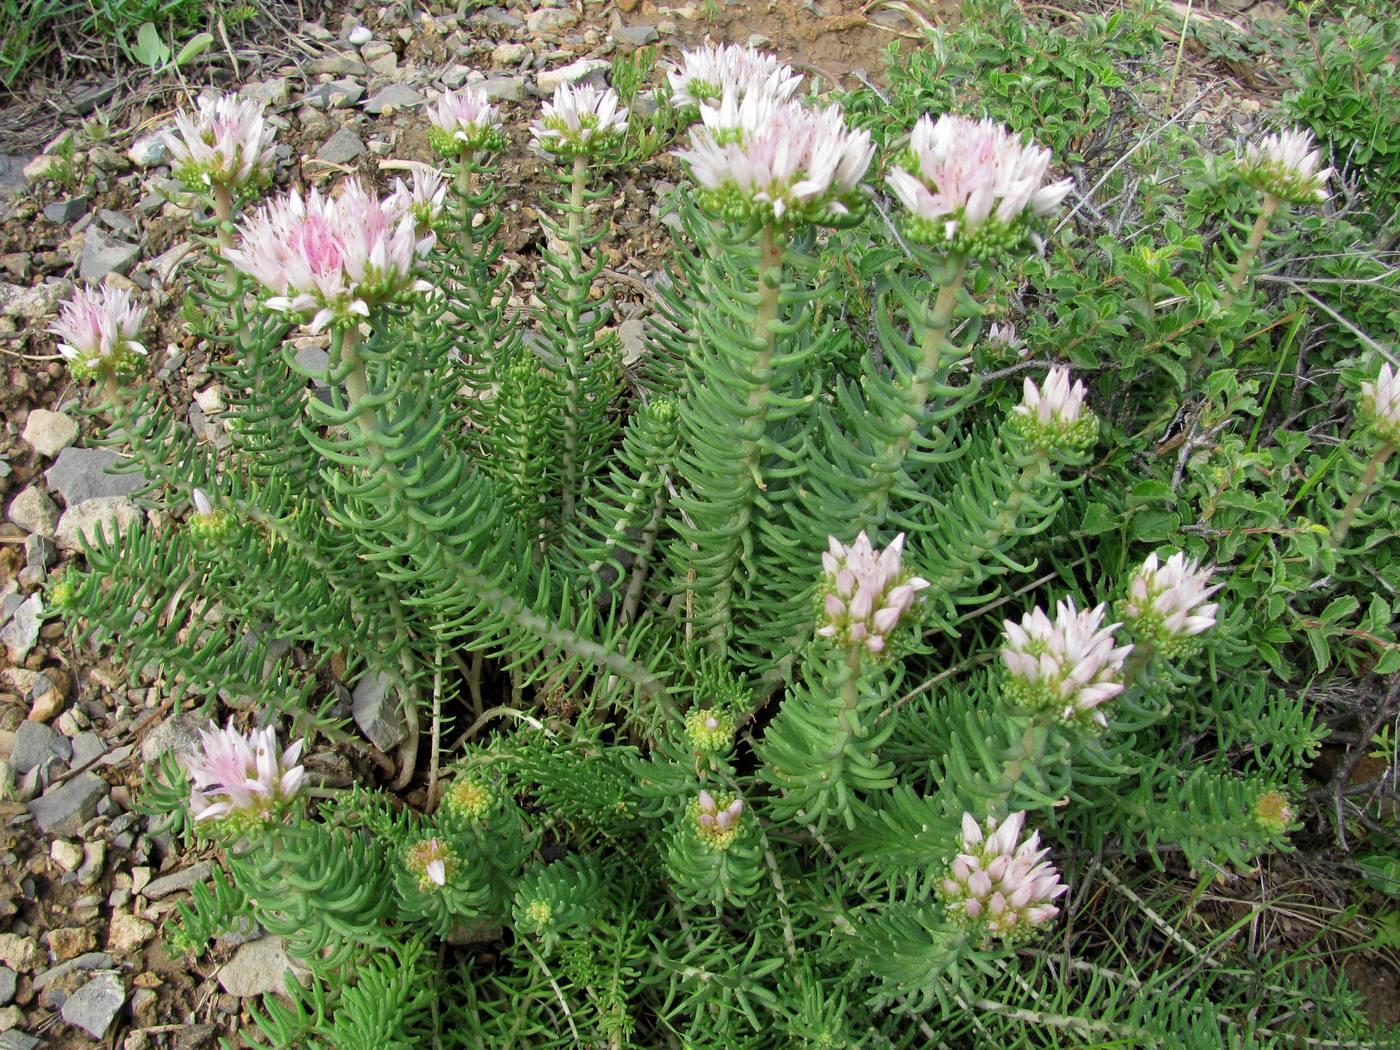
[11,721,70,774]
[476,76,527,103]
[127,132,169,168]
[317,126,365,164]
[615,23,660,46]
[7,486,58,537]
[308,52,366,76]
[42,197,88,224]
[619,318,646,365]
[45,448,143,505]
[33,952,113,992]
[21,409,78,458]
[306,79,365,110]
[78,227,140,281]
[0,156,31,197]
[143,860,213,899]
[0,279,72,321]
[492,42,529,67]
[537,58,611,95]
[352,670,406,751]
[60,971,124,1039]
[0,594,41,663]
[106,911,154,953]
[0,936,38,973]
[242,78,290,106]
[54,496,141,553]
[28,772,105,836]
[217,937,300,998]
[0,1031,37,1050]
[527,7,579,33]
[362,84,423,114]
[140,713,204,765]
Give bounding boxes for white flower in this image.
[1121,551,1220,652]
[1009,366,1096,449]
[406,837,459,891]
[166,92,278,191]
[186,720,305,822]
[941,811,1068,940]
[530,83,629,158]
[817,531,930,654]
[675,97,873,225]
[387,166,449,233]
[1001,599,1132,726]
[1359,362,1400,446]
[986,321,1023,353]
[667,43,802,109]
[428,85,504,154]
[692,789,745,848]
[887,114,1071,253]
[48,285,148,378]
[225,179,433,332]
[1239,127,1332,204]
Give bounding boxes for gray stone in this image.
[362,84,424,115]
[97,209,138,236]
[7,486,58,537]
[71,733,105,769]
[25,534,56,572]
[0,594,41,663]
[217,937,301,997]
[317,127,365,165]
[21,409,78,458]
[306,79,365,110]
[33,952,114,992]
[0,967,13,1005]
[28,773,105,836]
[352,670,406,751]
[127,132,169,168]
[140,714,203,765]
[143,860,213,899]
[0,1031,38,1050]
[475,7,524,29]
[54,497,141,553]
[527,7,579,33]
[242,79,290,106]
[537,58,611,95]
[42,197,88,224]
[476,76,527,103]
[59,970,124,1039]
[78,228,140,281]
[45,448,143,505]
[492,42,529,67]
[293,344,330,377]
[0,279,72,321]
[614,23,660,46]
[0,156,31,198]
[308,52,366,76]
[11,721,70,774]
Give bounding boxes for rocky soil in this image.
[0,0,1394,1045]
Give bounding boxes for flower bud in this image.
[690,790,745,850]
[1007,366,1098,451]
[816,531,930,656]
[1251,790,1294,836]
[406,837,460,891]
[684,706,737,754]
[443,774,495,824]
[1001,599,1132,727]
[1119,551,1220,656]
[940,811,1068,942]
[1359,363,1400,447]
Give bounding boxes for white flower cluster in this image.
[1359,363,1400,447]
[667,43,803,109]
[530,83,629,160]
[940,811,1068,941]
[428,85,505,155]
[48,285,148,379]
[1238,127,1332,205]
[1001,599,1132,726]
[186,721,305,823]
[817,531,930,655]
[1008,366,1097,450]
[1120,551,1220,655]
[166,92,278,193]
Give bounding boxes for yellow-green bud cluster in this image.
[684,707,737,754]
[444,775,495,824]
[1251,790,1294,836]
[405,837,461,892]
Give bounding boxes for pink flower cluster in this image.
[1239,127,1332,205]
[165,92,277,192]
[226,179,434,332]
[48,285,148,379]
[186,720,305,823]
[667,43,802,109]
[1009,366,1096,449]
[1001,599,1132,727]
[530,83,629,159]
[1360,363,1400,446]
[817,531,930,655]
[887,114,1072,254]
[387,167,449,235]
[675,88,873,226]
[940,811,1067,940]
[1120,551,1220,653]
[428,85,505,154]
[693,789,745,848]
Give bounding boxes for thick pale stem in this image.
[338,326,380,442]
[1225,194,1280,303]
[706,224,784,651]
[1334,442,1394,549]
[212,183,236,255]
[560,153,589,524]
[989,719,1051,814]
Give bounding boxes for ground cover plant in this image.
[40,1,1400,1045]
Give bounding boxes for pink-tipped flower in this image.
[887,114,1072,255]
[48,285,148,379]
[1009,366,1097,450]
[667,43,802,109]
[428,85,505,155]
[388,166,449,235]
[1359,363,1400,446]
[1238,127,1331,205]
[225,179,433,332]
[940,811,1068,940]
[165,92,278,192]
[675,97,873,226]
[985,321,1024,356]
[1120,551,1221,655]
[817,531,930,655]
[1252,789,1294,836]
[691,789,745,849]
[186,720,305,823]
[406,837,460,891]
[1001,599,1132,727]
[187,486,232,545]
[530,83,629,159]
